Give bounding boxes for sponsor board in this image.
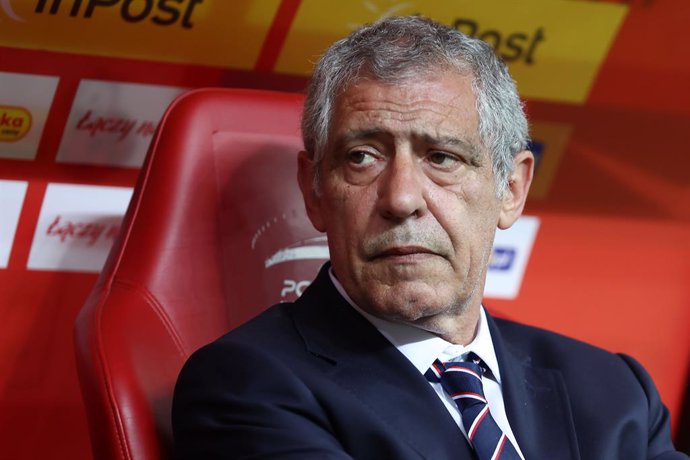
[528,121,573,199]
[0,1,280,69]
[263,235,329,300]
[0,180,28,268]
[56,79,187,167]
[264,235,329,269]
[27,183,133,272]
[0,71,59,160]
[276,0,627,103]
[484,215,540,299]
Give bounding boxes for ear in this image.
[498,150,534,230]
[297,150,327,232]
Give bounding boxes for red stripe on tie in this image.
[445,365,481,380]
[491,434,507,460]
[468,405,489,440]
[449,391,487,403]
[432,362,444,378]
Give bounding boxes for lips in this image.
[373,246,438,259]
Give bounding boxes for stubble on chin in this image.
[354,265,484,344]
[356,276,470,322]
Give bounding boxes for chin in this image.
[363,285,464,323]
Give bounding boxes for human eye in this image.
[427,151,462,169]
[347,149,377,167]
[341,148,383,185]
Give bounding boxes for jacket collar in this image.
[292,264,474,459]
[488,313,580,459]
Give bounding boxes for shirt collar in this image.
[328,268,502,384]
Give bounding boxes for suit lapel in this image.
[488,313,581,460]
[291,266,475,459]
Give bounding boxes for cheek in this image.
[334,182,376,217]
[458,174,501,220]
[320,181,350,216]
[323,185,368,245]
[455,172,486,202]
[432,177,500,255]
[429,175,486,228]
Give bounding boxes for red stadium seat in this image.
[73,88,327,460]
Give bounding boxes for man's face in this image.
[299,72,531,337]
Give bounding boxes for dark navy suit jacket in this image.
[173,265,687,459]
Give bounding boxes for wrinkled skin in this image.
[299,72,533,344]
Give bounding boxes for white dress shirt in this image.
[329,270,525,459]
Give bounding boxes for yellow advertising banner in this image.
[275,0,628,103]
[0,0,281,69]
[528,121,573,199]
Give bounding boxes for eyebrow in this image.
[334,129,483,166]
[416,133,482,166]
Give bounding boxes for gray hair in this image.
[301,16,529,197]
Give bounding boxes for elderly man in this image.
[173,16,686,459]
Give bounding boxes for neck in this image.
[410,304,481,345]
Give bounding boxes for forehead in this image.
[330,72,480,142]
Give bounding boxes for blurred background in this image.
[0,0,688,458]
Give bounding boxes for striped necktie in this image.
[425,353,521,460]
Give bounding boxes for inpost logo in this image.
[0,106,32,142]
[453,18,545,65]
[2,0,204,28]
[276,1,627,103]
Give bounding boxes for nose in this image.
[376,154,427,220]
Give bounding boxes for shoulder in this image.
[183,301,303,369]
[492,316,684,458]
[491,315,658,395]
[492,315,659,405]
[493,315,625,365]
[173,300,323,420]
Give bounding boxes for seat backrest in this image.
[74,88,327,460]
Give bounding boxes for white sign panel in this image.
[27,183,133,272]
[56,79,187,167]
[0,180,28,268]
[0,71,59,160]
[484,215,540,299]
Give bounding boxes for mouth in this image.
[372,246,439,261]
